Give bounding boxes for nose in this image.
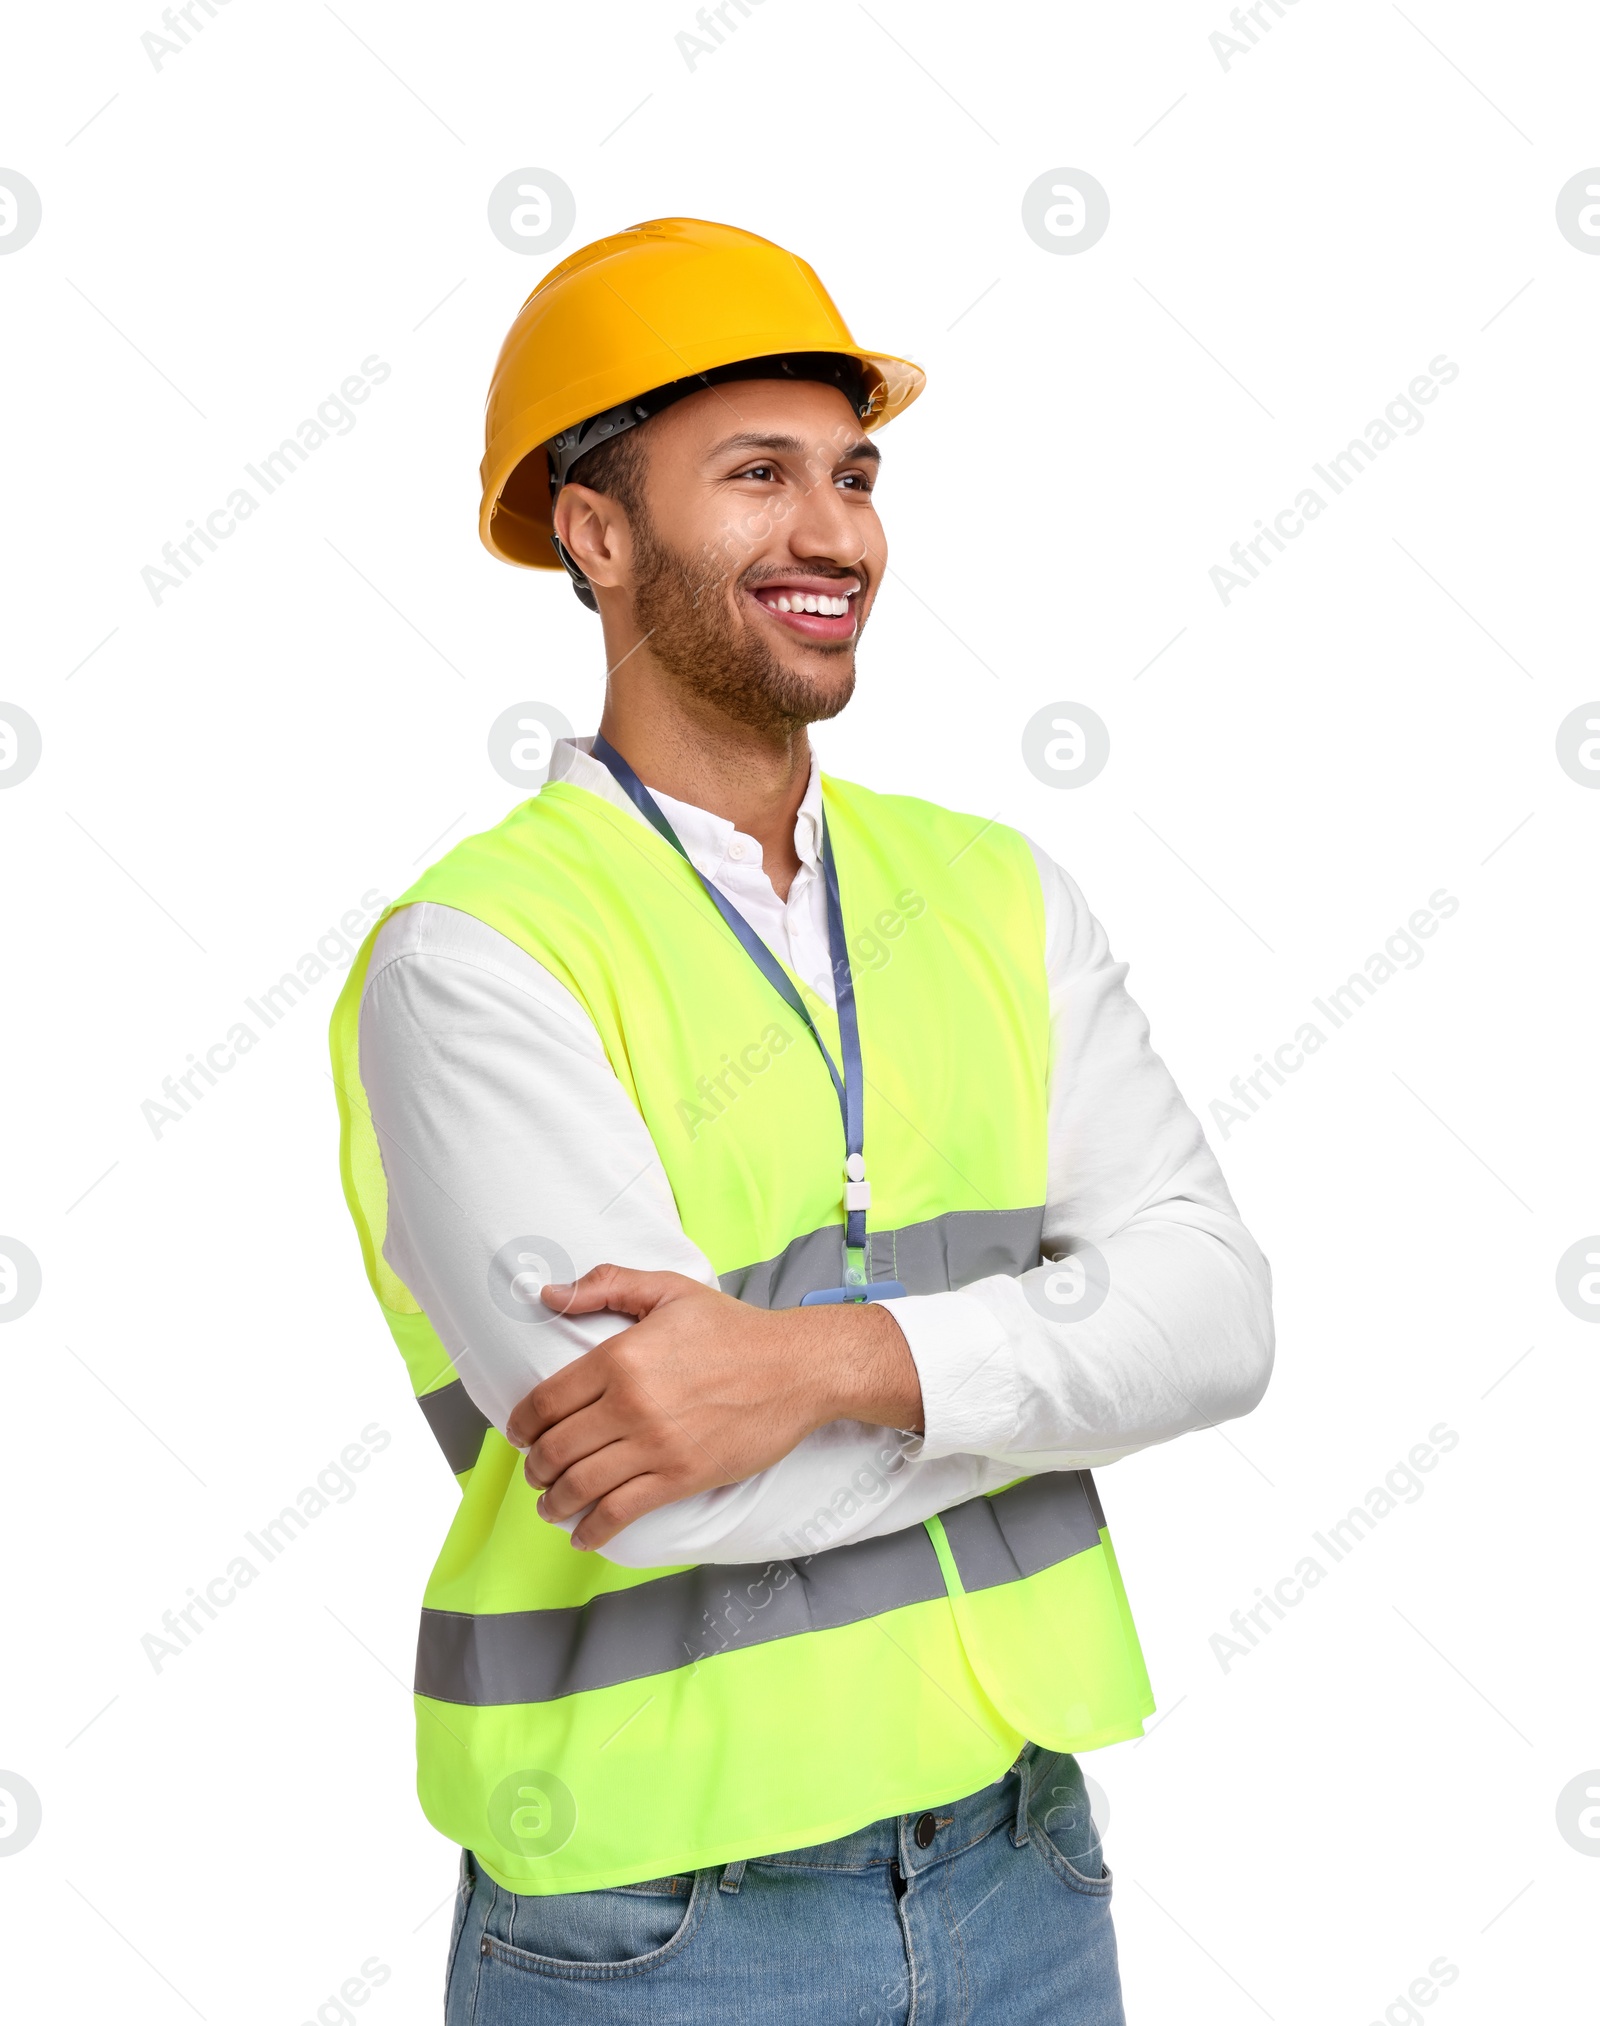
[785,456,876,571]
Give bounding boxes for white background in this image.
[2,1,1596,2019]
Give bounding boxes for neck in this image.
[596,671,813,901]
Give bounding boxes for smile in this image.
[747,578,860,640]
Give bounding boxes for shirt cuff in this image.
[876,1289,1018,1461]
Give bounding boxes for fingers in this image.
[533,1435,642,1527]
[506,1354,607,1451]
[504,1291,668,1449]
[509,1265,696,1447]
[521,1399,622,1499]
[540,1262,690,1318]
[570,1474,681,1553]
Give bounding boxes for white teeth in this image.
[762,588,856,616]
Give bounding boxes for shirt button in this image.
[914,1813,937,1850]
[727,841,745,860]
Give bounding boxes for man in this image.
[330,216,1273,2024]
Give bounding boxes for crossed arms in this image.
[359,849,1274,1568]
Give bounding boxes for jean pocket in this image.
[478,1869,705,1982]
[1029,1753,1113,1898]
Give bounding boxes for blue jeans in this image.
[444,1745,1123,2024]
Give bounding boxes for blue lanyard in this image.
[590,733,872,1262]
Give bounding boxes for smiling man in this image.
[330,217,1274,2025]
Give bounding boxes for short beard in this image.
[627,515,857,736]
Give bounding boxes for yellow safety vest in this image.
[329,773,1153,1892]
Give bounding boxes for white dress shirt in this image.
[358,737,1273,1568]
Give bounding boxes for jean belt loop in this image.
[1011,1743,1034,1848]
[719,1858,747,1895]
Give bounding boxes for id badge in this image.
[799,1280,908,1306]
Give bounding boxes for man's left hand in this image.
[504,1265,923,1552]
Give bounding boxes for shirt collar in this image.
[550,735,823,884]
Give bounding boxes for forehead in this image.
[649,377,871,461]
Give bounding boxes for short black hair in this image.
[562,424,650,524]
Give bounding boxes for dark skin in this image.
[505,380,923,1552]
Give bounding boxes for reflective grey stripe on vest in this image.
[718,1205,1045,1309]
[938,1470,1102,1590]
[415,1470,1104,1707]
[412,1206,1044,1470]
[417,1381,491,1475]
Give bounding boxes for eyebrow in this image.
[709,430,881,466]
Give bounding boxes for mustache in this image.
[738,563,868,592]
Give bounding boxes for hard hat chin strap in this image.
[549,531,600,611]
[545,352,872,610]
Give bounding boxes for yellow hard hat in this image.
[479,216,925,571]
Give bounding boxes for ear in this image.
[553,484,633,592]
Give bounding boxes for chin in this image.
[785,644,856,683]
[790,666,856,724]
